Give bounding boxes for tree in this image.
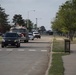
[12,14,25,26]
[40,26,46,32]
[0,5,10,33]
[12,14,33,32]
[25,19,33,32]
[51,0,76,41]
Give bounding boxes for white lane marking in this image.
[18,49,24,51]
[0,49,48,52]
[6,49,13,51]
[41,50,47,52]
[29,49,36,51]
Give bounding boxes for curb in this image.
[45,39,53,75]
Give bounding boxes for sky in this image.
[0,0,67,30]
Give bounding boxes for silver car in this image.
[28,32,34,40]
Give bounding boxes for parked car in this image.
[28,32,34,40]
[33,32,41,38]
[10,26,29,43]
[1,32,21,48]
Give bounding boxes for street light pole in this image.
[35,18,42,29]
[36,18,38,29]
[27,10,35,29]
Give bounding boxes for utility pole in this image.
[35,18,42,30]
[35,18,38,30]
[27,10,35,30]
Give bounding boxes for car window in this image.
[29,33,33,35]
[19,29,26,32]
[5,33,18,37]
[34,33,39,34]
[29,33,31,35]
[11,28,27,33]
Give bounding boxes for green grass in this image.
[53,39,64,52]
[49,53,65,75]
[71,38,76,44]
[48,38,69,75]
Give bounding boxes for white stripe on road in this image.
[29,49,36,51]
[18,49,25,51]
[41,50,47,52]
[0,49,47,52]
[6,49,13,51]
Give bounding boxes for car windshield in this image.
[4,33,18,37]
[29,33,32,35]
[12,28,26,33]
[34,33,39,34]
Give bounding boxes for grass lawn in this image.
[48,37,69,75]
[0,36,2,42]
[71,37,76,44]
[53,39,64,52]
[49,53,65,75]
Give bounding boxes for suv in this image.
[10,26,29,42]
[33,32,41,38]
[1,32,20,48]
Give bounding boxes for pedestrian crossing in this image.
[0,48,47,52]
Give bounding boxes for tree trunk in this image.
[69,31,75,41]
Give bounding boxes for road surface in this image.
[0,35,52,75]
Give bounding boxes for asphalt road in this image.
[0,35,52,75]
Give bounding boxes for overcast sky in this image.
[0,0,67,30]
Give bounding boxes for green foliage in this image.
[51,0,76,40]
[40,26,46,32]
[12,14,33,32]
[12,14,25,26]
[25,19,33,32]
[0,5,10,33]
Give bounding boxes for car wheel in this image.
[24,40,28,43]
[1,44,4,48]
[24,40,26,43]
[39,36,41,38]
[26,40,28,42]
[16,43,20,48]
[32,38,34,40]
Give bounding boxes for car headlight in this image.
[2,39,5,42]
[14,39,20,42]
[14,40,18,42]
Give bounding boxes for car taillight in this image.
[23,33,25,36]
[20,33,25,37]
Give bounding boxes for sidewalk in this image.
[62,44,76,75]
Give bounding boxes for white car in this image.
[28,33,34,40]
[33,32,41,38]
